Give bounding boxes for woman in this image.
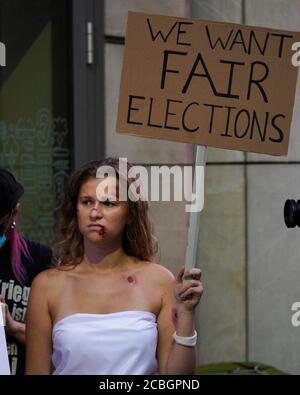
[25,158,203,375]
[0,168,52,375]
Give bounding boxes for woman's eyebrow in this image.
[79,195,95,199]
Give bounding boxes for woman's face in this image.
[76,176,130,244]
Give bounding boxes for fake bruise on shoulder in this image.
[117,12,300,156]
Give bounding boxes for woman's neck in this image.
[81,239,129,272]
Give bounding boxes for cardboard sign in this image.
[117,12,300,156]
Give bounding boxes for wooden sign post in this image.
[185,145,207,271]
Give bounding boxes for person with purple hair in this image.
[0,168,52,375]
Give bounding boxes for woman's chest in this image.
[52,270,162,319]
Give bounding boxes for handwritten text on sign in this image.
[117,12,300,156]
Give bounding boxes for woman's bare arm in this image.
[25,271,53,375]
[156,267,203,375]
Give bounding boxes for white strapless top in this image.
[52,311,158,375]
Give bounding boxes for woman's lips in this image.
[88,224,105,234]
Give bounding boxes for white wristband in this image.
[173,330,197,347]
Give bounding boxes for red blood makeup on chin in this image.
[98,226,105,235]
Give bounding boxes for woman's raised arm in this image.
[156,267,203,375]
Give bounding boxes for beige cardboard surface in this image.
[117,12,300,156]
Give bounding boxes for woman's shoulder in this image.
[137,260,176,286]
[31,266,70,290]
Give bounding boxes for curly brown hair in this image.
[53,158,158,267]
